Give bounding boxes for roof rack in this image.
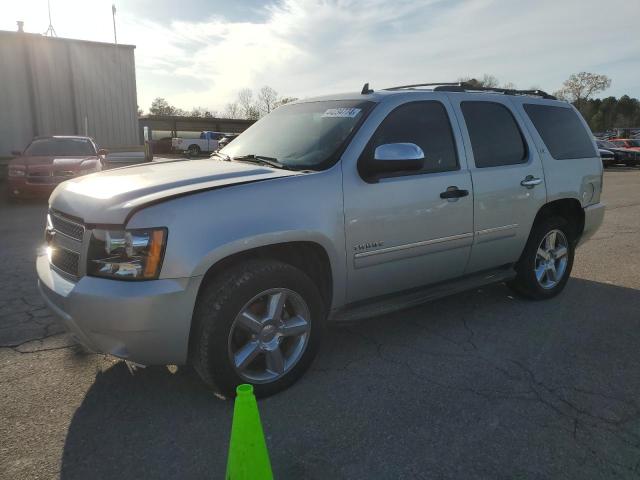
[384,82,556,100]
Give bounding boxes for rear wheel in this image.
[191,259,325,398]
[187,144,201,156]
[508,216,575,300]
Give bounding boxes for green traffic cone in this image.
[226,384,274,480]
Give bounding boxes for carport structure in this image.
[138,115,255,143]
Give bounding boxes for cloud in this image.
[2,0,639,112]
[124,0,640,111]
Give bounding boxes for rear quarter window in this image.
[523,104,596,159]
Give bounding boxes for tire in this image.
[187,145,201,156]
[191,259,325,398]
[508,216,575,300]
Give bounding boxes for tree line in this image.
[462,72,639,133]
[144,73,639,133]
[145,86,297,120]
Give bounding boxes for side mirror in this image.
[11,150,22,156]
[97,148,109,157]
[371,143,424,173]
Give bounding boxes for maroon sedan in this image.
[8,136,107,199]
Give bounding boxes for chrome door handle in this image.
[521,175,542,188]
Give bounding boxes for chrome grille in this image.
[50,212,85,241]
[50,247,80,277]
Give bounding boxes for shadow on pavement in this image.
[60,278,640,480]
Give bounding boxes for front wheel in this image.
[191,260,325,398]
[508,217,575,300]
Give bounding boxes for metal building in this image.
[0,30,139,156]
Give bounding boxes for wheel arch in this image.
[532,197,585,243]
[196,239,335,312]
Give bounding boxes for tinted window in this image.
[524,104,596,159]
[461,101,527,168]
[361,101,458,177]
[24,138,96,156]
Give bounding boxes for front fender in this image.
[126,169,347,309]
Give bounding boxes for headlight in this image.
[8,166,26,177]
[78,162,101,176]
[87,228,167,280]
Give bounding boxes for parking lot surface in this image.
[1,170,639,479]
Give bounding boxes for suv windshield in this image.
[24,138,96,156]
[221,100,373,170]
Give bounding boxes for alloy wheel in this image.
[228,288,311,383]
[534,229,569,289]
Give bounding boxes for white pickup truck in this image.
[172,131,226,155]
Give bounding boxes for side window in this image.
[524,104,597,160]
[360,101,459,178]
[461,101,527,168]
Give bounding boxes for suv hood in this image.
[49,158,299,225]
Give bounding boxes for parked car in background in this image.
[172,131,225,156]
[216,133,239,151]
[611,138,640,151]
[151,137,173,155]
[596,140,621,167]
[601,139,640,166]
[38,84,604,397]
[8,136,106,200]
[597,146,615,167]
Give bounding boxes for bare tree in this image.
[257,86,279,115]
[189,107,218,118]
[554,72,611,108]
[223,102,240,119]
[237,89,255,119]
[459,74,500,88]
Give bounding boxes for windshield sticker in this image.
[321,108,361,118]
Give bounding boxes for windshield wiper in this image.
[232,154,287,169]
[211,151,231,161]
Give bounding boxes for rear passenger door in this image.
[448,95,547,273]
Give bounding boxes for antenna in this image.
[361,83,374,95]
[43,0,57,37]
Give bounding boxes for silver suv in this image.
[37,83,605,397]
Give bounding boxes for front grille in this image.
[27,176,56,184]
[51,247,80,277]
[50,212,85,241]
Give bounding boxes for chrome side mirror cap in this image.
[372,143,425,173]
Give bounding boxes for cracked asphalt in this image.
[1,170,639,479]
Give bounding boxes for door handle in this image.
[440,186,469,199]
[521,175,542,188]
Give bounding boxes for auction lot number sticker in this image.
[321,108,362,118]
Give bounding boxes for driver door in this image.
[342,98,474,303]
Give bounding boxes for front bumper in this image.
[578,202,605,246]
[37,254,203,365]
[8,177,58,198]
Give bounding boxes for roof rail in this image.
[384,81,557,100]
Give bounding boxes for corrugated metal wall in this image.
[0,31,138,156]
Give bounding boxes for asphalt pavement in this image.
[1,169,639,479]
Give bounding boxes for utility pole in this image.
[44,0,57,37]
[112,4,117,45]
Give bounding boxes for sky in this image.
[2,0,639,114]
